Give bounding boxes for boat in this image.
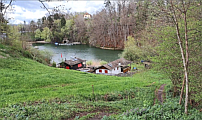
[59,43,73,45]
[55,42,59,45]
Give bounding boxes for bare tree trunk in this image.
[171,0,188,114]
[184,10,189,115]
[179,75,186,104]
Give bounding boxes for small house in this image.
[94,58,132,75]
[83,12,92,19]
[59,57,86,70]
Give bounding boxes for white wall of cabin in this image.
[95,67,122,74]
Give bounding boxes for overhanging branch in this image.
[3,0,13,15]
[39,0,50,15]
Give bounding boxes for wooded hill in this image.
[1,1,151,49]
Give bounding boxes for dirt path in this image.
[67,107,116,120]
[157,84,166,104]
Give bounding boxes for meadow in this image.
[1,45,201,120]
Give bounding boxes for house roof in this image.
[84,12,91,15]
[62,57,86,66]
[97,58,132,70]
[83,12,92,17]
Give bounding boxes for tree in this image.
[29,20,37,34]
[37,19,42,30]
[41,27,52,42]
[121,35,154,61]
[53,13,59,20]
[42,16,46,24]
[47,16,54,29]
[61,16,66,28]
[152,0,202,114]
[35,29,41,41]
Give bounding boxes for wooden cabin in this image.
[59,57,86,70]
[94,58,132,75]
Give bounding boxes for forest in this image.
[2,0,155,49]
[0,0,202,117]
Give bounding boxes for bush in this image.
[121,36,155,61]
[52,61,56,67]
[100,60,107,65]
[110,97,202,120]
[86,60,93,66]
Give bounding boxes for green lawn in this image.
[0,57,169,107]
[0,47,174,119]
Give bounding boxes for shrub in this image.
[100,60,107,65]
[121,36,155,61]
[86,60,93,66]
[52,61,56,67]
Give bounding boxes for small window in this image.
[99,70,102,73]
[117,67,119,70]
[105,70,108,73]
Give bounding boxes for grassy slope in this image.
[0,57,170,108]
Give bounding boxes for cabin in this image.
[83,12,92,19]
[94,58,132,75]
[59,57,86,70]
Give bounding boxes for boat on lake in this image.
[58,43,73,45]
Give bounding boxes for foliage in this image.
[29,47,53,64]
[41,27,52,42]
[52,61,56,67]
[61,19,74,39]
[152,14,202,104]
[103,88,202,120]
[35,29,41,41]
[86,60,92,66]
[60,16,66,28]
[100,60,107,65]
[121,36,154,61]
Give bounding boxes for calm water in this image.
[33,44,123,64]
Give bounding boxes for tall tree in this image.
[35,29,41,41]
[41,27,52,42]
[60,16,66,28]
[152,0,202,114]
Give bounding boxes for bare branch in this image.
[39,0,50,15]
[3,0,13,15]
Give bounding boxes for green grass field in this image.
[0,45,175,119]
[0,57,169,106]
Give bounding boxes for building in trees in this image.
[83,12,92,19]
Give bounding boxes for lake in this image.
[33,44,123,64]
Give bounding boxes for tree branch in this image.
[3,0,13,16]
[39,0,50,15]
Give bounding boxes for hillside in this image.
[0,44,201,120]
[0,52,168,106]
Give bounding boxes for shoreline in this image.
[99,47,123,50]
[28,41,123,51]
